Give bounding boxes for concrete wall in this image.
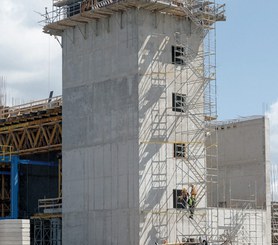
[208,208,269,244]
[61,5,271,245]
[208,117,270,208]
[62,7,205,245]
[62,10,139,245]
[207,116,271,244]
[137,10,205,244]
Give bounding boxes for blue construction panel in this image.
[0,156,13,163]
[0,171,10,175]
[19,159,57,167]
[10,156,19,219]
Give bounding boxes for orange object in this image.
[191,185,197,197]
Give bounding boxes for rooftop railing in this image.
[0,95,62,119]
[42,0,225,26]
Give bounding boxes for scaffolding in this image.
[137,1,265,244]
[41,0,268,244]
[136,1,224,243]
[0,152,18,219]
[0,96,62,155]
[272,164,278,244]
[32,217,62,245]
[171,2,219,243]
[32,197,62,245]
[272,202,278,245]
[41,0,225,36]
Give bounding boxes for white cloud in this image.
[267,100,278,165]
[0,0,62,104]
[267,100,278,200]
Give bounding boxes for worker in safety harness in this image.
[188,184,197,219]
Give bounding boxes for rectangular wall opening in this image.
[172,93,186,112]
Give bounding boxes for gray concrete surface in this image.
[62,10,140,245]
[62,8,205,244]
[61,5,271,245]
[208,116,270,208]
[207,116,271,244]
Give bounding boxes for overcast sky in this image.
[0,0,62,104]
[0,1,277,166]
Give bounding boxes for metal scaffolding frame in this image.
[41,0,266,244]
[170,2,219,243]
[0,96,62,155]
[32,195,62,245]
[272,163,278,245]
[272,202,278,245]
[0,154,19,219]
[33,217,62,245]
[137,1,224,243]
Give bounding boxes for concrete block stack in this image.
[0,219,30,245]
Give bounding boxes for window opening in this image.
[172,46,184,64]
[174,143,186,158]
[172,93,186,112]
[173,189,188,209]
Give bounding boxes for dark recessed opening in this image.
[174,143,186,158]
[172,93,186,112]
[173,189,187,209]
[172,46,184,65]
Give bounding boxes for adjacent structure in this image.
[207,116,271,244]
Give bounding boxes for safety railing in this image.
[0,95,62,120]
[43,0,225,26]
[38,197,62,213]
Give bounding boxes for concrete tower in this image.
[43,1,225,244]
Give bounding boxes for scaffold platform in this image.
[43,0,225,36]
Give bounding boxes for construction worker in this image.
[178,188,189,209]
[188,195,195,219]
[188,184,197,219]
[190,184,197,199]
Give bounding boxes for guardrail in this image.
[0,95,62,119]
[38,197,62,213]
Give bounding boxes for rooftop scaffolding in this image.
[42,0,225,36]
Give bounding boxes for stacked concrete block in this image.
[0,219,30,245]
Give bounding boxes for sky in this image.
[0,0,62,104]
[217,0,278,121]
[215,0,278,170]
[0,1,277,163]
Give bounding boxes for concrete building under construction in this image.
[0,0,274,244]
[43,0,227,244]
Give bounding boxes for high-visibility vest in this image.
[188,197,193,206]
